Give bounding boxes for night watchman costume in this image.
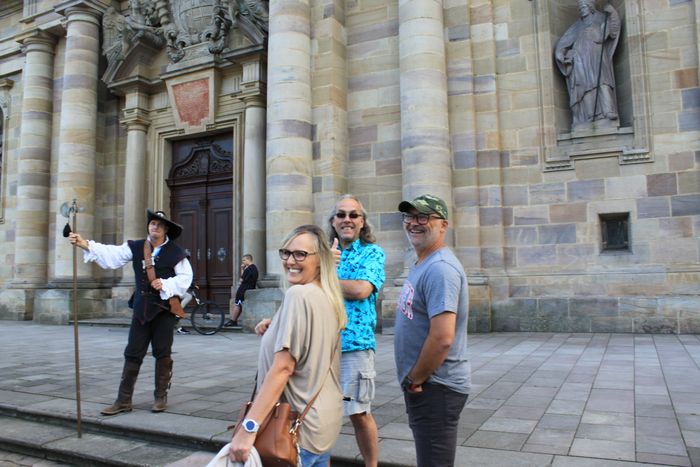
[70,210,192,415]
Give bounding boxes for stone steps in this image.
[0,405,223,466]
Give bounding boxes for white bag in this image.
[205,443,263,467]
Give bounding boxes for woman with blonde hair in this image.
[229,224,346,466]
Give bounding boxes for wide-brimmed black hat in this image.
[146,209,183,240]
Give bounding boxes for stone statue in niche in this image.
[554,0,621,132]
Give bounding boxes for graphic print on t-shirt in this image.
[398,281,414,320]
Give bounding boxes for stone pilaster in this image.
[398,0,452,207]
[121,90,150,241]
[54,5,102,279]
[14,31,56,285]
[242,96,267,275]
[265,0,313,274]
[311,0,348,223]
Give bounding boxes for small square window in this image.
[600,213,630,251]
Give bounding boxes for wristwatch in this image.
[401,375,420,392]
[242,418,259,433]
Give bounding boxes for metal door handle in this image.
[217,247,226,262]
[207,248,212,260]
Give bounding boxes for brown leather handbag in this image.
[236,400,300,466]
[232,338,339,466]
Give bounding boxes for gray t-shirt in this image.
[394,247,471,394]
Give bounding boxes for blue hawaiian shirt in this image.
[338,239,386,352]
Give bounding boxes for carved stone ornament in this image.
[101,0,269,67]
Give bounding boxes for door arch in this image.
[167,134,234,308]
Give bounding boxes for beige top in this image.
[257,283,342,454]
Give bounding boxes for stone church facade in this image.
[0,0,697,333]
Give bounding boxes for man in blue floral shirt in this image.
[329,194,385,467]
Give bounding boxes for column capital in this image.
[242,95,266,109]
[0,78,13,92]
[17,30,57,55]
[120,107,151,131]
[54,0,106,26]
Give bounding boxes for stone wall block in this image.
[0,290,32,321]
[637,197,670,219]
[591,317,634,333]
[530,182,566,205]
[606,176,647,200]
[570,297,619,317]
[550,203,587,223]
[513,205,548,225]
[557,244,596,266]
[568,179,605,202]
[619,297,659,317]
[647,173,677,196]
[538,224,576,244]
[634,317,678,334]
[678,171,700,194]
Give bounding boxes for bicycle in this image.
[181,283,226,335]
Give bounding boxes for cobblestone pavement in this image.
[1,322,700,466]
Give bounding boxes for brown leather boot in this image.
[152,356,173,412]
[101,360,140,416]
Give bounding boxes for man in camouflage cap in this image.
[394,194,471,467]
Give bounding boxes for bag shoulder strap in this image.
[252,333,340,431]
[143,240,157,283]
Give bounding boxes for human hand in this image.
[255,318,271,336]
[331,238,340,266]
[151,278,164,291]
[229,430,256,463]
[68,233,89,251]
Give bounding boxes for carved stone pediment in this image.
[101,0,268,84]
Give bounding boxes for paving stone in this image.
[634,452,690,467]
[480,417,538,434]
[464,430,528,451]
[636,434,688,456]
[576,423,634,442]
[569,438,635,461]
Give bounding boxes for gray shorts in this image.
[341,349,376,417]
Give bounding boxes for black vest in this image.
[128,239,187,324]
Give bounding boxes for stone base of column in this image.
[240,286,284,333]
[0,287,131,324]
[0,289,34,321]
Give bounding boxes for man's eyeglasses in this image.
[402,213,443,225]
[335,211,362,220]
[278,249,318,262]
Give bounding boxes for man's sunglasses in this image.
[335,211,362,219]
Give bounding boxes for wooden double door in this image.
[167,134,234,308]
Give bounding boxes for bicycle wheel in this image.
[190,301,226,335]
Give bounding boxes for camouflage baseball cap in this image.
[398,194,449,220]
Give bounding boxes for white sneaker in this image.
[176,327,190,335]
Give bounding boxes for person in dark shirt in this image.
[224,254,258,328]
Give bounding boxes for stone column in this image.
[398,0,452,208]
[265,0,313,274]
[310,0,348,222]
[54,5,102,278]
[14,31,56,285]
[242,96,267,275]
